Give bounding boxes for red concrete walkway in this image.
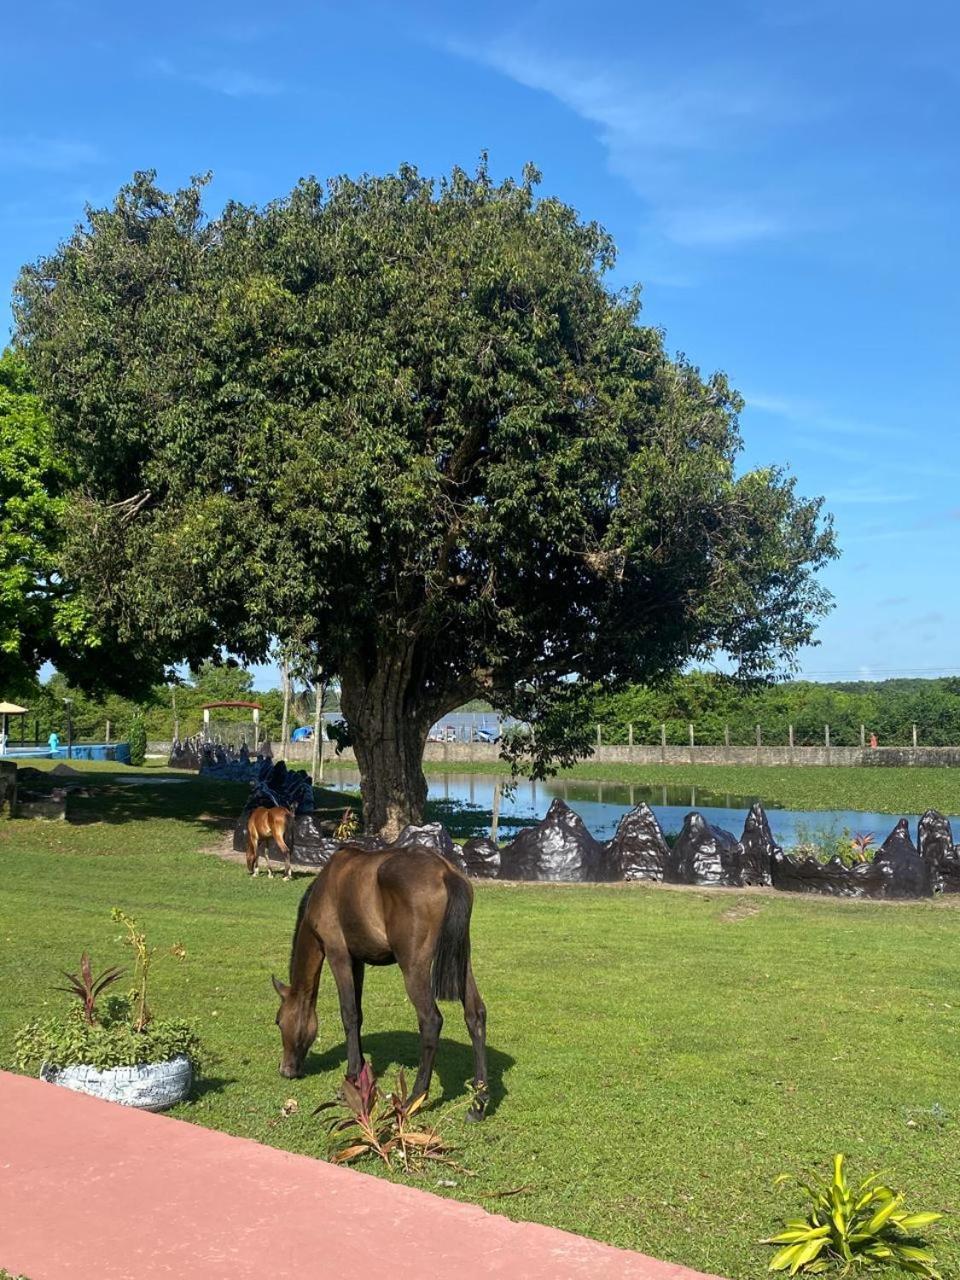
[0,1071,725,1280]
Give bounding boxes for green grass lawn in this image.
[419,757,960,817]
[2,764,959,1279]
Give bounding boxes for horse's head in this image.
[272,974,317,1078]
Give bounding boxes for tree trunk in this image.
[340,657,434,840]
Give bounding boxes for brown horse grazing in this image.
[246,806,294,879]
[273,844,489,1119]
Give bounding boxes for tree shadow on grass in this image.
[305,1029,514,1117]
[14,764,346,844]
[189,1073,237,1103]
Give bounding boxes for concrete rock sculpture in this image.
[498,799,615,882]
[671,811,743,886]
[605,803,671,881]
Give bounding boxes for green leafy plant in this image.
[54,951,124,1024]
[314,1062,460,1174]
[128,714,147,766]
[791,824,856,865]
[851,832,875,863]
[762,1154,943,1277]
[334,807,359,841]
[13,995,203,1073]
[111,907,185,1031]
[13,910,201,1076]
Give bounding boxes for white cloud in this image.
[154,58,284,98]
[744,390,909,441]
[0,138,101,171]
[450,37,823,248]
[826,488,918,505]
[661,205,785,247]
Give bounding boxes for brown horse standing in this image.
[246,806,294,879]
[272,844,489,1119]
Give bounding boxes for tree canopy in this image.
[0,349,69,692]
[15,164,836,833]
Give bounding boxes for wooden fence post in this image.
[627,722,633,748]
[913,723,918,748]
[596,724,602,747]
[660,723,666,763]
[860,723,865,748]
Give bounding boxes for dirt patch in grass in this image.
[719,897,763,923]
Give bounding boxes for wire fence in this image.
[588,722,925,749]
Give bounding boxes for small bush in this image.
[762,1153,943,1277]
[13,997,203,1073]
[790,823,856,865]
[128,714,147,766]
[314,1062,460,1174]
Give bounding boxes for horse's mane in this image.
[289,882,314,973]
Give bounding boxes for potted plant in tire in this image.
[13,909,203,1111]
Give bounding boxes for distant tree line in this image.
[10,663,339,746]
[591,673,960,747]
[15,667,960,753]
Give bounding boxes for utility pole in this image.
[490,779,502,844]
[279,656,291,761]
[311,678,325,785]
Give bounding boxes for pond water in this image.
[320,767,957,848]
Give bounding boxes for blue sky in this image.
[3,0,959,687]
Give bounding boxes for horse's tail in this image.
[431,871,472,1002]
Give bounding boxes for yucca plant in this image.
[334,808,360,841]
[314,1062,458,1173]
[851,833,875,863]
[54,952,124,1025]
[763,1154,943,1277]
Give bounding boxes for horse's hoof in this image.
[466,1106,485,1123]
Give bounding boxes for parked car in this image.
[428,725,458,742]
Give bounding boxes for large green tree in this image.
[0,348,69,691]
[16,165,836,834]
[0,348,167,699]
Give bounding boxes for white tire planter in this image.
[40,1053,193,1111]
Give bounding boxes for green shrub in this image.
[762,1153,943,1277]
[790,823,855,865]
[13,996,203,1073]
[13,910,202,1076]
[128,714,147,766]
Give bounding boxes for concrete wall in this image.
[271,742,960,769]
[148,740,960,769]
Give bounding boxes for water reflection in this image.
[321,767,951,847]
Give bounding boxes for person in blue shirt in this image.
[48,731,60,755]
